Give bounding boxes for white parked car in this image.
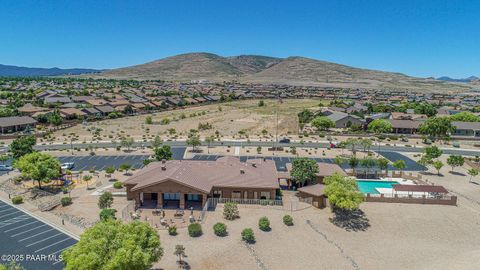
[61,162,75,170]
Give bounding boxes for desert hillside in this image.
[84,52,477,92]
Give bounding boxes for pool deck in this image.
[357,178,417,196]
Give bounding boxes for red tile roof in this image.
[124,156,279,193]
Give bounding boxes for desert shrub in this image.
[213,222,227,237]
[113,181,124,189]
[61,197,72,206]
[12,196,23,204]
[283,215,293,226]
[168,225,177,236]
[99,208,117,221]
[98,192,114,209]
[223,202,239,220]
[241,228,255,243]
[258,216,271,231]
[188,223,202,237]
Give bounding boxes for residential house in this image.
[0,116,37,134]
[124,156,279,209]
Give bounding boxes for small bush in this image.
[241,228,255,243]
[223,202,239,220]
[61,196,72,207]
[213,222,228,237]
[113,181,124,189]
[258,216,270,231]
[12,196,23,204]
[283,215,293,226]
[168,225,177,236]
[188,223,202,237]
[99,208,117,221]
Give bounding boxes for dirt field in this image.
[155,200,480,270]
[48,99,321,143]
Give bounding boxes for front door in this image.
[151,193,158,201]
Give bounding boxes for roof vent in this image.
[161,159,166,164]
[252,163,257,168]
[240,169,245,174]
[161,165,166,171]
[263,158,266,162]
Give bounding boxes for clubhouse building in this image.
[124,156,279,209]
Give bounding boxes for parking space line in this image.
[0,211,22,219]
[11,224,47,237]
[49,246,70,257]
[26,233,63,247]
[52,259,64,265]
[18,228,54,242]
[0,208,16,213]
[4,220,39,232]
[35,238,71,253]
[0,215,30,228]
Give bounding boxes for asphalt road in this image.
[0,199,77,270]
[24,140,480,156]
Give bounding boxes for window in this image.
[244,191,248,199]
[260,192,270,200]
[213,190,222,198]
[187,194,200,201]
[253,192,258,199]
[232,191,241,199]
[164,193,180,200]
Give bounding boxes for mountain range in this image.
[0,64,100,77]
[83,52,478,92]
[436,76,479,83]
[1,53,478,92]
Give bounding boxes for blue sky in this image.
[0,0,479,78]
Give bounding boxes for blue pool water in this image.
[356,180,400,194]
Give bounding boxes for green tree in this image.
[367,119,393,134]
[297,109,314,124]
[98,192,114,209]
[311,116,335,131]
[360,138,373,152]
[360,157,377,176]
[468,168,478,182]
[152,135,163,149]
[377,158,389,175]
[119,163,132,175]
[62,220,163,270]
[348,156,359,174]
[204,136,215,154]
[99,208,117,221]
[186,134,201,152]
[290,158,319,187]
[83,175,93,189]
[13,152,60,189]
[9,135,36,159]
[424,145,443,160]
[392,160,406,174]
[447,155,464,172]
[145,116,153,124]
[121,137,134,151]
[0,155,9,164]
[334,156,345,167]
[48,111,63,126]
[418,117,455,141]
[174,245,186,266]
[432,160,444,175]
[258,100,265,107]
[324,173,364,210]
[449,112,480,122]
[154,145,173,161]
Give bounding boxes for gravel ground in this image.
[153,197,480,270]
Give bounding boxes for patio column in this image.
[202,194,208,207]
[157,193,163,208]
[179,193,185,209]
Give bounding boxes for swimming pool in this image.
[356,180,400,194]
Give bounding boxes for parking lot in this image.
[191,151,425,172]
[56,147,186,171]
[0,199,77,270]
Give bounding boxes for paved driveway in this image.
[0,199,77,270]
